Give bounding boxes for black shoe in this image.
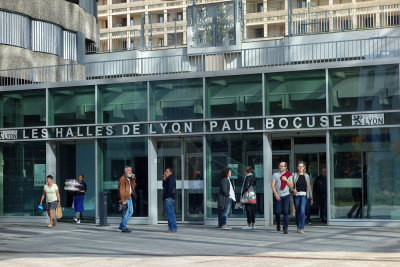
[277,224,281,231]
[283,229,288,234]
[122,228,132,233]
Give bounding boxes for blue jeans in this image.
[119,199,133,231]
[294,195,307,230]
[221,198,233,226]
[165,198,177,231]
[273,194,290,230]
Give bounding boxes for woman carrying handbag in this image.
[240,166,257,230]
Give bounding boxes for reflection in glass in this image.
[49,86,95,125]
[150,79,203,121]
[206,74,262,118]
[98,82,147,123]
[331,128,400,219]
[0,142,46,216]
[98,138,148,217]
[329,64,399,112]
[0,90,46,128]
[265,70,326,115]
[206,134,264,218]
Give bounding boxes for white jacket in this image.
[292,173,313,200]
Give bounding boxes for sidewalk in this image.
[1,222,400,266]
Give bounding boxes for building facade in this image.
[0,0,399,226]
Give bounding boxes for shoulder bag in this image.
[240,185,257,204]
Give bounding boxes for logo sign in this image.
[0,130,17,140]
[352,114,384,126]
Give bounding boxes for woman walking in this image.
[39,175,61,228]
[241,166,257,230]
[218,168,236,230]
[292,162,313,234]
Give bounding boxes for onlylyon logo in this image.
[352,114,384,126]
[0,130,17,140]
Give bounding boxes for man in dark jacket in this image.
[163,168,177,232]
[313,168,327,223]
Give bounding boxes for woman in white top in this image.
[39,175,61,228]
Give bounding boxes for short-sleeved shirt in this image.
[44,184,59,203]
[75,181,87,196]
[272,172,293,197]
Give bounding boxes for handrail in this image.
[1,36,399,87]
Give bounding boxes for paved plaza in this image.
[1,222,400,266]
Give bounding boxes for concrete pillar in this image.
[108,14,113,50]
[183,7,187,44]
[263,133,273,226]
[148,138,158,224]
[46,142,57,182]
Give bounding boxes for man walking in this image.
[118,166,137,233]
[163,168,177,233]
[271,162,293,234]
[314,168,327,223]
[73,174,87,224]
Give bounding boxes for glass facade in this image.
[265,70,326,115]
[206,75,262,118]
[329,65,400,112]
[0,63,399,224]
[150,79,203,121]
[0,90,46,128]
[206,134,264,218]
[49,86,95,125]
[98,138,148,217]
[0,142,46,216]
[98,82,147,123]
[331,128,400,219]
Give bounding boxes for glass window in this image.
[98,138,148,217]
[265,70,326,115]
[331,128,400,220]
[206,75,262,118]
[206,134,264,218]
[49,86,95,125]
[329,64,400,112]
[0,142,46,216]
[98,82,147,123]
[150,79,203,121]
[0,90,46,128]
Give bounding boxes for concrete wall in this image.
[0,45,76,70]
[0,0,98,42]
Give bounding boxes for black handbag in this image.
[118,202,127,213]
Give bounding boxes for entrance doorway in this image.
[56,141,95,223]
[272,134,326,223]
[156,137,203,223]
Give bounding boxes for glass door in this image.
[157,140,182,222]
[156,137,204,223]
[183,139,203,222]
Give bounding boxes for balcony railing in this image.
[1,36,400,87]
[244,4,400,39]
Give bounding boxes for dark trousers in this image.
[273,194,290,230]
[244,204,256,224]
[318,194,327,220]
[306,199,311,223]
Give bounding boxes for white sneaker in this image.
[76,220,81,224]
[251,225,256,229]
[242,225,252,230]
[73,218,77,223]
[222,226,232,230]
